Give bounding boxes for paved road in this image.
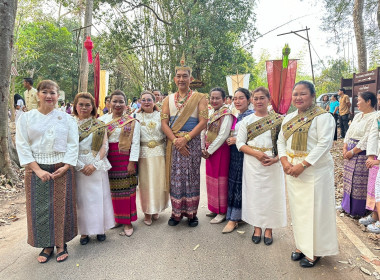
[0,160,375,279]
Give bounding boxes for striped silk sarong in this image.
[25,163,77,248]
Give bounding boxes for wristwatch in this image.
[301,162,308,169]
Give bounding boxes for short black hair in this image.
[360,91,377,108]
[339,88,346,94]
[333,94,338,99]
[24,78,33,86]
[210,87,226,99]
[293,81,316,97]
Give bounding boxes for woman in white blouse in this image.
[135,91,169,226]
[73,92,115,245]
[341,91,377,217]
[277,81,338,268]
[16,80,78,263]
[201,87,235,224]
[101,90,140,237]
[237,87,286,246]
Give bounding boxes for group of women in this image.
[16,78,341,268]
[203,82,338,268]
[16,81,168,263]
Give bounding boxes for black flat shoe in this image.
[264,229,273,245]
[80,235,90,245]
[291,251,305,261]
[299,257,321,268]
[251,235,261,244]
[97,234,106,242]
[188,217,199,227]
[168,217,180,226]
[264,237,273,246]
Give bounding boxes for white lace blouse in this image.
[100,113,140,162]
[135,111,166,158]
[344,111,377,150]
[16,109,79,166]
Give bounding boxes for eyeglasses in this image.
[141,98,153,103]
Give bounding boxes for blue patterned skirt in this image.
[226,145,244,221]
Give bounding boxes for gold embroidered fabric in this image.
[246,113,283,156]
[105,115,136,154]
[160,112,169,120]
[79,118,106,153]
[206,106,233,145]
[282,106,326,152]
[198,109,209,120]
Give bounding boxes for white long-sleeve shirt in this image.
[101,113,140,161]
[366,112,380,156]
[16,109,79,166]
[344,111,377,151]
[236,113,274,156]
[277,110,334,166]
[201,112,233,155]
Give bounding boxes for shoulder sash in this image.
[282,106,326,151]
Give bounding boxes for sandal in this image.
[56,244,68,263]
[38,247,54,264]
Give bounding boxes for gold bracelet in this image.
[184,134,192,142]
[160,113,169,120]
[198,109,209,120]
[173,138,177,144]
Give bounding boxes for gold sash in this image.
[206,106,233,145]
[106,115,136,154]
[246,113,283,156]
[282,106,326,152]
[79,118,106,154]
[165,92,204,191]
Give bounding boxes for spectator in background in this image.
[103,95,111,115]
[23,77,38,111]
[320,95,330,111]
[338,88,351,138]
[14,94,25,124]
[131,97,139,113]
[329,94,340,141]
[66,103,72,114]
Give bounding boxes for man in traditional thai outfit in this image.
[161,55,208,227]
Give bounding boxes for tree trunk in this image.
[377,0,380,32]
[353,0,367,73]
[0,0,18,179]
[78,0,93,92]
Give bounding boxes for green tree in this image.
[315,58,351,95]
[15,21,78,101]
[93,0,258,94]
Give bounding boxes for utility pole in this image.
[278,26,315,85]
[78,0,93,93]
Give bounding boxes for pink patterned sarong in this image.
[206,142,230,214]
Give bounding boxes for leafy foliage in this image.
[15,21,78,101]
